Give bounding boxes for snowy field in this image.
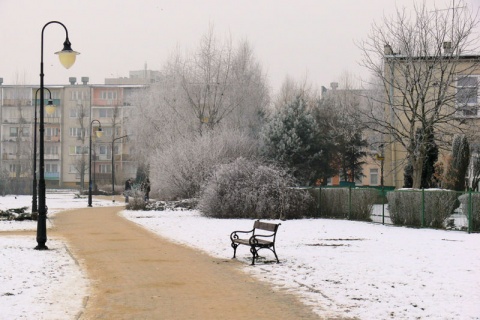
[0,192,121,320]
[1,192,480,319]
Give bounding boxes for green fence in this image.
[307,187,478,233]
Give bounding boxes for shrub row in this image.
[387,189,458,228]
[309,188,377,221]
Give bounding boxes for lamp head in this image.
[95,127,103,138]
[45,99,56,115]
[55,38,80,69]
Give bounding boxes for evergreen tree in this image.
[421,127,438,188]
[446,134,470,191]
[338,132,368,183]
[261,96,335,185]
[403,127,438,188]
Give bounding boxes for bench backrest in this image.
[253,220,280,233]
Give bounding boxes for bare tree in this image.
[72,103,89,190]
[358,0,480,188]
[129,29,269,173]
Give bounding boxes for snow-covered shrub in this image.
[150,129,258,200]
[126,188,146,210]
[387,189,457,228]
[198,157,312,219]
[458,193,480,231]
[310,188,375,221]
[350,189,377,221]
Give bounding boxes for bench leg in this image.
[250,246,258,265]
[272,245,280,263]
[231,242,238,259]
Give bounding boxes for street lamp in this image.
[36,21,79,250]
[88,120,103,207]
[32,88,55,215]
[111,135,128,201]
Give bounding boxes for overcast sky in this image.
[0,0,479,93]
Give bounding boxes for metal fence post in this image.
[421,188,425,228]
[348,186,352,220]
[468,189,472,234]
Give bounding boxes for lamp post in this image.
[36,21,79,250]
[111,135,128,201]
[32,88,54,215]
[88,120,103,207]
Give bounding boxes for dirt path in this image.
[50,206,323,320]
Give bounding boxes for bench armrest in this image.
[249,233,275,245]
[230,229,254,241]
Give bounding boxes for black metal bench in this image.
[230,220,281,265]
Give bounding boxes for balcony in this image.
[92,99,123,106]
[44,154,60,160]
[45,172,60,180]
[2,99,31,106]
[45,136,61,142]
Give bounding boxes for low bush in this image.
[387,189,457,228]
[198,157,312,219]
[309,188,376,221]
[126,188,147,210]
[0,207,31,221]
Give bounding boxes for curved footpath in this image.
[50,205,326,320]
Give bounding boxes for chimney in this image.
[330,82,338,90]
[81,77,89,85]
[384,44,393,55]
[443,42,452,54]
[0,78,3,85]
[69,77,77,85]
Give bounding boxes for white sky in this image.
[0,0,479,92]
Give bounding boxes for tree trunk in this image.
[412,152,425,189]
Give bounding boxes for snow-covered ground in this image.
[1,192,480,319]
[0,192,121,320]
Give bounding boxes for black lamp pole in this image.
[32,88,53,215]
[36,21,79,250]
[111,135,128,200]
[88,120,102,207]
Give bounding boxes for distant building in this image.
[105,64,162,85]
[0,74,149,191]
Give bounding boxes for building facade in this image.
[0,77,145,192]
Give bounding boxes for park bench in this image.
[230,220,281,265]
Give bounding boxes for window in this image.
[99,164,111,173]
[45,127,59,137]
[457,76,479,116]
[71,91,87,101]
[70,128,83,137]
[21,127,30,137]
[70,106,85,118]
[9,127,18,137]
[370,168,379,186]
[9,164,16,173]
[70,146,86,155]
[45,146,58,155]
[69,165,78,173]
[45,164,58,173]
[101,91,117,100]
[99,145,107,155]
[98,108,113,118]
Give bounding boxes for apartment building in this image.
[382,43,480,188]
[0,75,147,191]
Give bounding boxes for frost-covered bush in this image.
[387,189,457,228]
[198,157,312,219]
[458,193,480,231]
[150,129,258,200]
[310,188,375,221]
[126,188,146,210]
